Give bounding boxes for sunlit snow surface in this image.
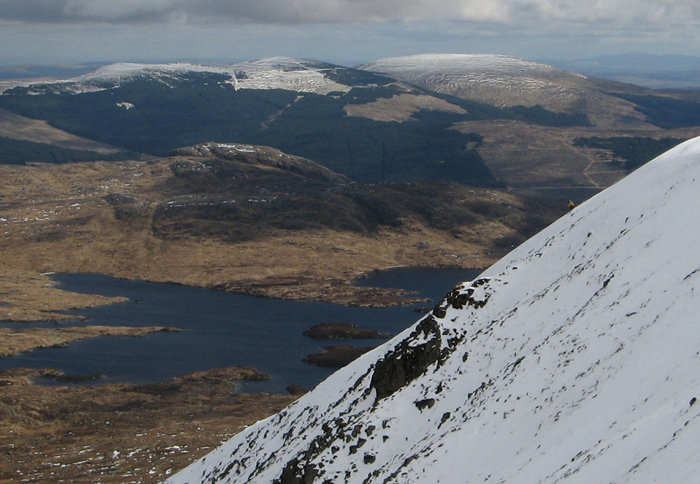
[164,137,700,484]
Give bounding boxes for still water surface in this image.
[0,267,482,393]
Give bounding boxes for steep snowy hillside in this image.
[164,136,700,484]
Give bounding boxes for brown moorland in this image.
[0,144,565,483]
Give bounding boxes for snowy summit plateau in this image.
[163,135,700,483]
[0,57,353,95]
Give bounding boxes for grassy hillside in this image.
[0,147,563,310]
[573,136,686,171]
[610,93,700,129]
[0,136,136,164]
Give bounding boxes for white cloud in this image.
[63,0,178,21]
[0,0,699,26]
[0,0,699,66]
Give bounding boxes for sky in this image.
[0,0,699,67]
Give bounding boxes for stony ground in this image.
[0,367,298,484]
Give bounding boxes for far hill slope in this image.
[360,53,649,128]
[362,53,700,198]
[0,58,362,96]
[541,53,700,89]
[166,137,700,484]
[0,58,498,186]
[3,55,700,198]
[0,142,561,318]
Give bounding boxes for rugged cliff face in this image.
[164,136,700,484]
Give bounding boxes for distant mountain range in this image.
[1,54,700,198]
[0,62,108,81]
[540,52,700,89]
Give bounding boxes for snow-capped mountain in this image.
[361,53,573,83]
[360,53,626,112]
[164,136,700,484]
[0,57,354,95]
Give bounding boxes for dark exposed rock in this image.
[414,398,436,411]
[303,322,390,340]
[446,279,490,310]
[349,438,367,454]
[432,304,447,319]
[440,412,451,427]
[370,316,442,402]
[273,457,320,484]
[432,278,491,319]
[303,345,374,368]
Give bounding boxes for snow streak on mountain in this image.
[0,57,351,95]
[165,138,700,483]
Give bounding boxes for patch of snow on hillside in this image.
[1,58,352,96]
[227,57,351,94]
[164,136,700,484]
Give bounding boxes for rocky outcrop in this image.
[369,315,442,401]
[170,142,349,184]
[102,192,151,220]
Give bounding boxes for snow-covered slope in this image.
[0,57,352,95]
[226,57,351,94]
[164,136,700,484]
[362,53,571,82]
[360,53,607,109]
